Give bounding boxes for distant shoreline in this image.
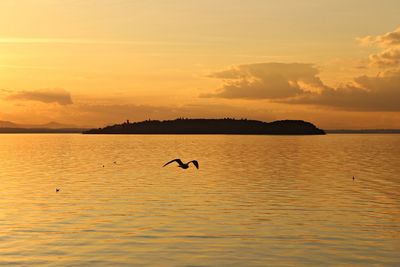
[1,123,399,135]
[1,130,400,134]
[325,129,400,134]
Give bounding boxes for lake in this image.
[0,134,399,266]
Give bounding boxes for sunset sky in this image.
[1,0,400,129]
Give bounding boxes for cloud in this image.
[201,63,326,99]
[358,27,400,47]
[203,61,400,112]
[203,27,400,112]
[358,27,400,68]
[284,71,400,111]
[369,47,400,68]
[7,89,73,105]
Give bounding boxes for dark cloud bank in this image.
[202,62,400,112]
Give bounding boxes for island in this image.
[83,118,325,135]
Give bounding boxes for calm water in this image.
[0,134,399,266]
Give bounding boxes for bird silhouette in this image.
[56,188,60,192]
[163,159,199,169]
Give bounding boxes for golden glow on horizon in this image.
[1,0,400,128]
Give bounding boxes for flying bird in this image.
[163,159,199,169]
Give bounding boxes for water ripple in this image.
[0,134,399,266]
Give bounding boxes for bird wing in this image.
[189,160,199,169]
[163,158,184,167]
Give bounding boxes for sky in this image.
[1,0,400,129]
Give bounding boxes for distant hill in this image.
[0,121,19,128]
[0,120,87,133]
[0,128,86,133]
[84,118,326,135]
[0,120,79,129]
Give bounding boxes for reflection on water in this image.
[0,134,399,266]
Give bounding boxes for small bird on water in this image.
[56,188,60,192]
[163,159,199,169]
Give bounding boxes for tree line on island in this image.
[83,118,326,135]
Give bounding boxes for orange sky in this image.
[1,0,400,129]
